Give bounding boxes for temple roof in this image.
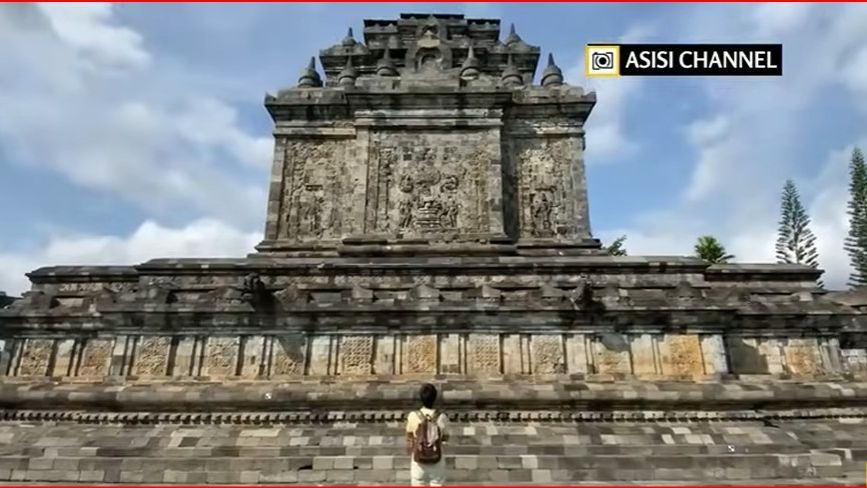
[302,13,542,89]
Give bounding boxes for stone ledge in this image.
[2,379,867,413]
[1,406,866,426]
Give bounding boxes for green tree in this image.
[846,147,867,288]
[775,179,822,287]
[606,235,627,256]
[694,235,734,264]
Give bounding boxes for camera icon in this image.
[585,45,620,77]
[592,52,614,70]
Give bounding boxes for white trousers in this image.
[410,459,446,486]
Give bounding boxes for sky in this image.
[0,2,865,295]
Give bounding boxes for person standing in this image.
[405,383,449,486]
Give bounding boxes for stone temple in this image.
[1,13,867,485]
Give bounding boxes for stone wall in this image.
[2,332,851,381]
[257,87,596,255]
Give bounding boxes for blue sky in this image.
[1,3,866,294]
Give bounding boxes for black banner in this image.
[586,43,782,76]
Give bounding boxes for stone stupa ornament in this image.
[460,45,481,80]
[500,53,523,87]
[337,56,358,87]
[541,53,564,87]
[376,48,399,77]
[504,23,523,45]
[297,57,323,88]
[341,27,357,47]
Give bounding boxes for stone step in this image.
[0,480,858,486]
[9,442,817,458]
[0,452,844,483]
[13,424,813,440]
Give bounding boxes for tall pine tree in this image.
[845,147,867,289]
[775,179,822,287]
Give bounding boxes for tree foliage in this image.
[694,235,734,264]
[607,235,627,256]
[775,179,823,287]
[846,147,867,289]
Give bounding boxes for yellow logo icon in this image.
[585,44,621,78]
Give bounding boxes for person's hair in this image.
[419,383,437,408]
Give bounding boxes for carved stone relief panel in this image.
[278,140,348,241]
[340,336,374,375]
[131,337,171,377]
[205,337,240,377]
[270,335,306,377]
[78,339,114,377]
[17,339,54,376]
[531,335,565,374]
[403,335,437,374]
[368,131,493,237]
[592,333,631,374]
[659,335,704,376]
[784,338,823,377]
[515,138,578,238]
[468,334,500,375]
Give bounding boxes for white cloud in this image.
[36,3,150,70]
[597,4,867,290]
[581,77,641,162]
[0,219,262,296]
[0,4,269,228]
[565,24,654,163]
[749,3,813,36]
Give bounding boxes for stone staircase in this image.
[0,417,864,484]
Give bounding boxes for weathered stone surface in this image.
[531,335,564,374]
[701,334,729,375]
[270,335,305,377]
[339,336,373,376]
[502,334,524,375]
[440,333,461,374]
[592,334,631,374]
[53,339,76,377]
[468,334,500,375]
[77,339,114,377]
[132,337,171,377]
[402,335,437,374]
[728,337,769,374]
[172,337,197,377]
[784,339,824,377]
[373,335,396,375]
[239,336,265,378]
[659,335,704,376]
[565,334,589,374]
[16,339,53,376]
[630,334,658,376]
[204,337,240,377]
